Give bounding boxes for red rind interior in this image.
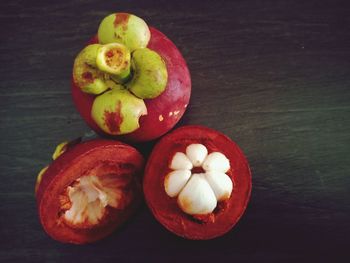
[143,125,252,240]
[36,140,144,244]
[71,27,191,142]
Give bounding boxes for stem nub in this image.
[96,43,131,83]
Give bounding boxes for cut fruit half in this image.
[143,125,252,240]
[36,139,144,244]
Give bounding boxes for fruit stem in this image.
[96,43,131,83]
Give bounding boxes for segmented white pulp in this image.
[164,144,233,215]
[64,175,127,225]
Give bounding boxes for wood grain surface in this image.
[1,0,349,262]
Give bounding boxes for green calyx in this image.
[127,48,168,99]
[73,44,109,95]
[91,82,147,135]
[35,166,48,194]
[98,13,150,52]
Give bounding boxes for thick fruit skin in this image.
[143,125,252,240]
[72,27,191,142]
[36,140,144,244]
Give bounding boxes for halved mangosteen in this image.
[35,139,144,244]
[143,125,252,240]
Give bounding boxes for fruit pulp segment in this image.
[165,144,233,216]
[62,173,131,227]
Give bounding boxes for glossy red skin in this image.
[143,125,252,240]
[36,140,144,244]
[72,27,191,142]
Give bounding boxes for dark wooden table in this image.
[1,0,349,262]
